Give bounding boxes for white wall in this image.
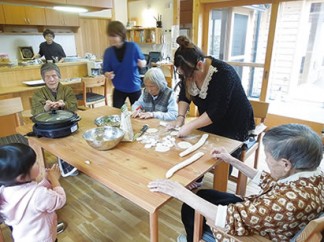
[113,0,128,24]
[0,33,77,60]
[80,0,128,24]
[128,0,173,31]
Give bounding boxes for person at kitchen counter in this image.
[33,29,66,63]
[103,21,147,108]
[131,68,178,121]
[31,63,78,177]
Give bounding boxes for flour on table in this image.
[155,144,170,152]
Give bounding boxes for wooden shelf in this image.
[126,27,162,45]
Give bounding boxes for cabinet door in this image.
[0,5,5,24]
[3,5,26,25]
[78,18,109,58]
[25,6,46,25]
[91,0,113,8]
[45,8,64,26]
[63,13,79,27]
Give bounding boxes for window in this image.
[207,5,271,98]
[205,1,324,122]
[269,1,324,121]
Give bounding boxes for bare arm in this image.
[211,147,258,179]
[178,112,212,137]
[137,59,147,68]
[33,53,41,59]
[167,101,190,129]
[148,179,218,223]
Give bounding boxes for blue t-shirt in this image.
[102,42,145,93]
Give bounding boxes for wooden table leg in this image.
[213,161,229,192]
[150,211,158,242]
[193,210,204,242]
[28,138,46,181]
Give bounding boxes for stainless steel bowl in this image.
[82,127,124,151]
[94,115,120,127]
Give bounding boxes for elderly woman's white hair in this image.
[263,123,323,170]
[143,68,167,91]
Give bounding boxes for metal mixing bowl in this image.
[82,126,124,151]
[94,115,120,127]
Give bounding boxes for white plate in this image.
[23,80,45,86]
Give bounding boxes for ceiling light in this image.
[53,6,88,13]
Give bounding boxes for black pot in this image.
[31,110,81,138]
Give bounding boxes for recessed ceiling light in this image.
[53,6,88,13]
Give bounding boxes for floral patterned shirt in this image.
[213,168,324,242]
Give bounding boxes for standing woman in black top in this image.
[171,35,254,142]
[170,36,255,189]
[170,35,255,241]
[33,29,66,63]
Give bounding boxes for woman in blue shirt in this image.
[103,21,147,108]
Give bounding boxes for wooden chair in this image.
[230,100,270,196]
[0,97,28,145]
[76,75,108,109]
[196,213,324,242]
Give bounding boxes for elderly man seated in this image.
[148,123,324,242]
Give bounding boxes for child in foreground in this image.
[0,143,66,242]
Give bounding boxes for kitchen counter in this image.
[0,78,82,95]
[0,61,87,74]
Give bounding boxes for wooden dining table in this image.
[17,106,242,242]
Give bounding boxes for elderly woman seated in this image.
[31,63,77,115]
[131,67,178,121]
[31,63,78,177]
[148,123,324,242]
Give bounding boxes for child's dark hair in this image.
[0,143,36,222]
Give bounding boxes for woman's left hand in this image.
[56,100,65,108]
[148,179,185,199]
[137,59,146,68]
